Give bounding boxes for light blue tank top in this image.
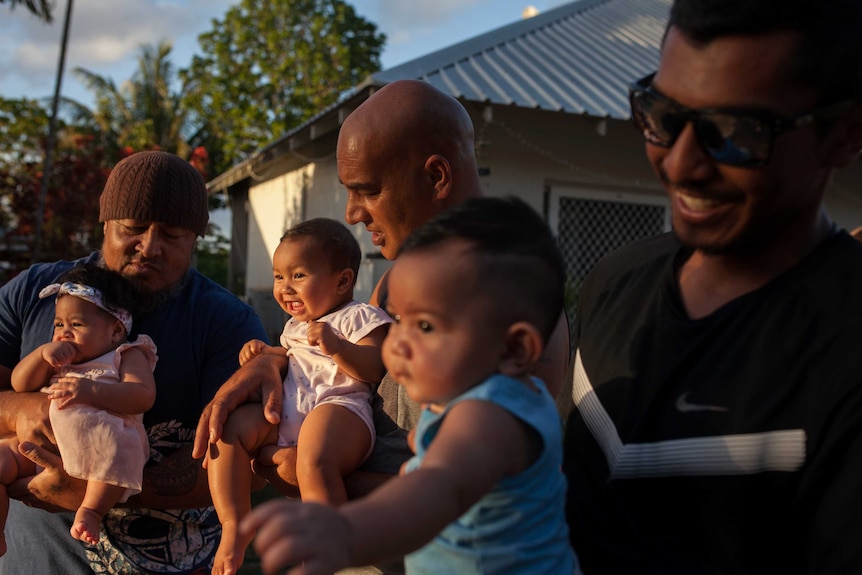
[404,374,579,574]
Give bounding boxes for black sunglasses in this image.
[628,72,855,168]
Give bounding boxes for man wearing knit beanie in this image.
[0,151,267,573]
[100,150,209,238]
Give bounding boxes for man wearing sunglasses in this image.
[563,0,862,574]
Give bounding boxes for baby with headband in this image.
[4,264,157,553]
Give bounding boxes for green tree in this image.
[182,0,385,173]
[69,40,195,159]
[194,229,230,288]
[0,97,49,165]
[1,0,53,22]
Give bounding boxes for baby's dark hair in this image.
[397,196,565,342]
[55,263,146,323]
[281,218,361,282]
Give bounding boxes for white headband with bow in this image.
[39,281,133,334]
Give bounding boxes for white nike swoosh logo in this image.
[675,391,728,413]
[572,351,805,477]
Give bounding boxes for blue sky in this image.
[2,0,566,108]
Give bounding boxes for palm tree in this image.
[134,42,192,156]
[1,0,53,22]
[68,41,194,158]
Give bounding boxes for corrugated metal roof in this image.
[372,0,670,119]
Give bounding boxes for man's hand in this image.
[14,392,54,449]
[251,445,394,501]
[252,445,300,498]
[193,354,287,460]
[9,441,84,512]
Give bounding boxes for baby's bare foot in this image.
[70,506,103,545]
[212,520,250,575]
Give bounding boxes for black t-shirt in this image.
[564,231,862,575]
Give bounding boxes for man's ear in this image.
[336,268,355,295]
[424,154,452,201]
[498,321,544,377]
[826,103,862,168]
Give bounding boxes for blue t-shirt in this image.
[0,252,267,575]
[404,374,578,575]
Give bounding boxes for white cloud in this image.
[68,0,233,67]
[14,40,58,72]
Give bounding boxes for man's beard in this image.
[96,254,191,314]
[138,273,191,313]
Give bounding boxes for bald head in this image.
[338,80,482,259]
[340,80,481,203]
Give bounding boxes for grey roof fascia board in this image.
[207,85,379,193]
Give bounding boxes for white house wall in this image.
[467,105,663,214]
[246,167,311,293]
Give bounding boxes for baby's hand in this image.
[44,376,97,409]
[239,339,267,366]
[306,321,343,356]
[241,499,351,574]
[41,341,77,368]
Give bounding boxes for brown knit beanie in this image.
[99,151,209,237]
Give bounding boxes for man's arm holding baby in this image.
[1,360,221,512]
[7,440,217,512]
